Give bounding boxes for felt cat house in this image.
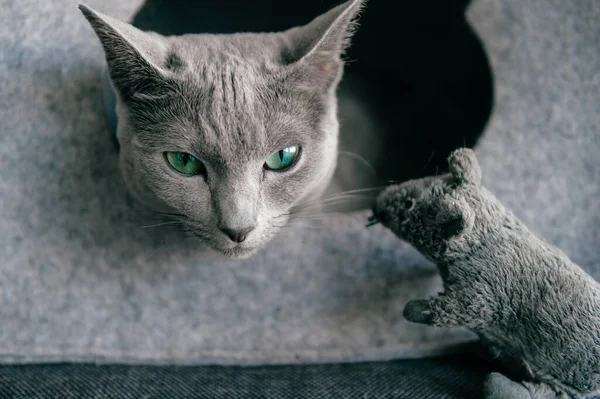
[0,1,597,387]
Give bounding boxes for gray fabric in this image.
[0,0,597,366]
[0,355,493,399]
[468,0,600,276]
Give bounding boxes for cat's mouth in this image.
[214,241,262,259]
[221,245,259,260]
[184,213,289,259]
[190,231,262,259]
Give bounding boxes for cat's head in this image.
[80,1,365,258]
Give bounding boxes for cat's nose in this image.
[221,226,255,244]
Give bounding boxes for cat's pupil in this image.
[181,153,191,166]
[264,146,300,171]
[165,151,202,176]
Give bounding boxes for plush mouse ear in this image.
[79,4,172,101]
[435,197,474,239]
[282,0,365,91]
[448,148,482,186]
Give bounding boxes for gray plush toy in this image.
[372,148,600,399]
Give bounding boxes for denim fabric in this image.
[0,355,493,398]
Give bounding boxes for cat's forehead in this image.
[172,33,285,70]
[131,33,322,166]
[173,34,288,109]
[151,66,310,166]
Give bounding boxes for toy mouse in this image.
[372,148,600,399]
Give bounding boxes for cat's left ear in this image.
[282,0,366,91]
[79,4,172,102]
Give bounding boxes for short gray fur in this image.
[375,149,600,399]
[79,0,364,259]
[0,0,597,366]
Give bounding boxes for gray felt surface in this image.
[468,0,600,275]
[0,0,597,365]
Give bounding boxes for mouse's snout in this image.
[369,204,390,227]
[371,186,415,229]
[371,187,397,226]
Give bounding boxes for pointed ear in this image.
[435,197,474,239]
[282,0,366,91]
[448,148,482,186]
[79,4,173,101]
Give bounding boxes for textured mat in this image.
[0,0,597,366]
[0,354,495,399]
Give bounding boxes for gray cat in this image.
[79,0,365,258]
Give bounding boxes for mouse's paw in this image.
[484,373,532,399]
[403,296,472,327]
[484,373,570,399]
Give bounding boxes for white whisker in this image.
[140,221,184,229]
[291,186,386,212]
[338,150,379,178]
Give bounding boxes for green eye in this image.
[165,152,204,176]
[265,146,300,171]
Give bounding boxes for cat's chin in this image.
[217,245,259,260]
[189,231,267,259]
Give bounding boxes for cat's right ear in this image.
[282,0,366,91]
[79,4,171,101]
